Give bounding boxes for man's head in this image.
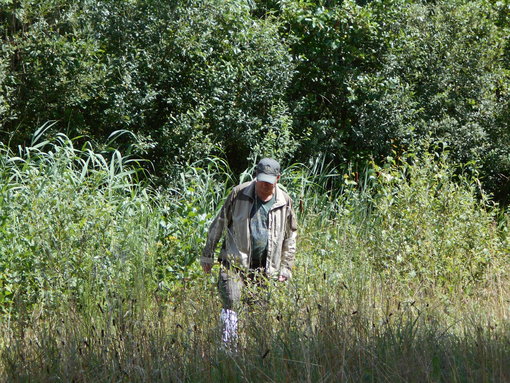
[255,158,280,184]
[255,158,280,201]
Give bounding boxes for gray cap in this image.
[256,158,280,184]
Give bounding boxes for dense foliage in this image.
[1,0,509,196]
[1,1,510,379]
[0,135,508,380]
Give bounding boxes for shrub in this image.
[364,148,505,290]
[0,130,159,313]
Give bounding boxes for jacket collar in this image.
[242,180,286,209]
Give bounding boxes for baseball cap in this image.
[256,158,280,184]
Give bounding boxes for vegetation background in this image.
[0,0,509,381]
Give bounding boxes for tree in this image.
[350,0,510,197]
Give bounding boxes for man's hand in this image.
[278,275,287,282]
[202,262,212,274]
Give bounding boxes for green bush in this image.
[349,0,510,195]
[281,0,387,161]
[0,132,238,313]
[364,149,506,290]
[0,0,296,177]
[0,130,161,313]
[155,157,233,286]
[1,0,510,197]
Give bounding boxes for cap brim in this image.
[257,173,277,184]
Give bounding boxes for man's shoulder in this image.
[230,180,255,198]
[235,180,254,190]
[276,184,294,204]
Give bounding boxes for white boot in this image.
[220,308,238,351]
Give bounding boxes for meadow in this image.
[0,133,508,382]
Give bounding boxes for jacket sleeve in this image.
[201,190,235,265]
[279,199,298,279]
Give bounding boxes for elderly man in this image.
[201,158,298,347]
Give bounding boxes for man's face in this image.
[255,176,279,200]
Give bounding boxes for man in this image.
[201,158,298,347]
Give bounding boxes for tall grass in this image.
[0,134,508,381]
[0,131,159,315]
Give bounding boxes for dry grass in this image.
[1,260,508,382]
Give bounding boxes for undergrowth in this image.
[0,133,508,381]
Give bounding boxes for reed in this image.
[0,133,508,382]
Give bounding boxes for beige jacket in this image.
[201,180,298,279]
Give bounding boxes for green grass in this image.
[0,134,508,381]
